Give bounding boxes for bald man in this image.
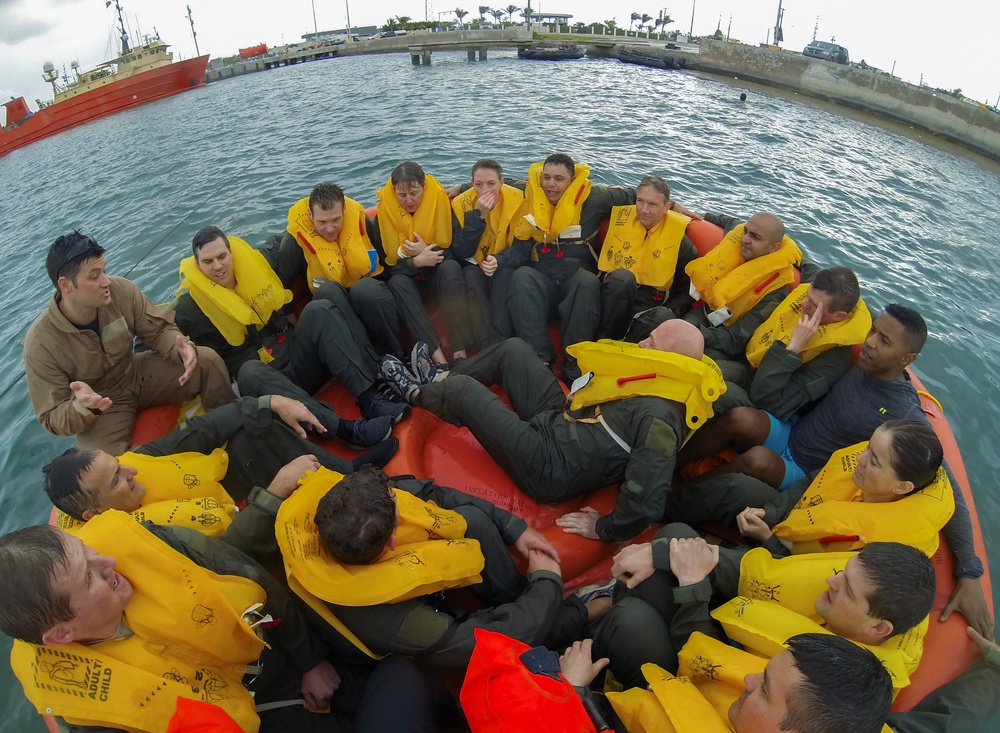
[378,324,707,542]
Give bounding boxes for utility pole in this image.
[812,16,818,41]
[310,0,318,33]
[186,5,200,56]
[773,0,783,45]
[689,0,695,37]
[890,60,896,76]
[346,0,352,35]
[726,15,731,41]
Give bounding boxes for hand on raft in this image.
[941,576,995,641]
[556,506,601,540]
[514,527,561,564]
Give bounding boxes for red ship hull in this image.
[0,54,209,158]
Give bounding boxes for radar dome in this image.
[71,61,80,69]
[42,61,55,73]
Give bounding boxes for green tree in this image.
[630,12,640,31]
[712,27,724,39]
[478,4,490,22]
[641,12,652,30]
[505,4,517,23]
[455,8,468,26]
[490,8,504,25]
[605,18,617,34]
[520,4,532,25]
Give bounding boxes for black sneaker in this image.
[351,437,399,471]
[358,383,410,423]
[340,415,394,449]
[378,355,421,403]
[410,341,448,385]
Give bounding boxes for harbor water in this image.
[0,50,998,730]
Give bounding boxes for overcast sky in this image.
[1,0,997,113]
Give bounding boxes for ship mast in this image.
[113,0,131,55]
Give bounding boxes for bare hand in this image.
[669,537,719,587]
[736,506,772,542]
[480,255,498,277]
[475,190,499,214]
[941,576,994,640]
[402,232,428,257]
[176,335,198,386]
[526,547,561,576]
[413,246,445,268]
[267,454,320,499]
[514,527,561,564]
[69,381,113,412]
[269,394,326,438]
[559,639,609,687]
[967,625,1000,655]
[671,202,704,220]
[300,659,341,711]
[555,506,601,540]
[787,301,823,354]
[611,543,654,588]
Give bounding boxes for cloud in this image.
[0,11,49,45]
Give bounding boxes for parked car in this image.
[374,29,408,39]
[802,41,849,64]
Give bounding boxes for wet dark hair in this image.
[315,467,397,564]
[879,418,943,491]
[43,448,102,521]
[811,267,860,314]
[191,226,230,256]
[472,158,503,179]
[781,634,892,733]
[46,230,105,287]
[856,542,936,635]
[0,526,74,644]
[309,182,346,212]
[390,161,426,188]
[636,175,671,203]
[883,303,928,354]
[543,153,575,177]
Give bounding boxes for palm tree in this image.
[455,8,468,27]
[520,4,532,26]
[478,4,490,23]
[605,18,617,35]
[505,4,518,23]
[641,13,652,33]
[656,11,673,32]
[630,12,640,32]
[490,8,504,25]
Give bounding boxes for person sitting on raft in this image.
[496,154,637,383]
[24,231,236,455]
[601,532,935,690]
[377,320,724,543]
[174,225,406,448]
[375,161,464,369]
[450,158,526,350]
[0,520,444,733]
[596,175,699,341]
[42,394,397,555]
[271,180,408,362]
[275,465,589,668]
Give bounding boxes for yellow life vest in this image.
[712,596,913,692]
[450,184,526,262]
[565,340,727,431]
[772,441,955,556]
[606,662,731,733]
[57,450,234,537]
[737,547,929,673]
[513,161,592,243]
[684,224,802,324]
[599,207,691,290]
[178,236,292,363]
[745,284,872,368]
[11,511,265,733]
[675,632,768,724]
[376,174,453,266]
[276,467,484,657]
[286,195,383,290]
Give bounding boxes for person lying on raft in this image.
[374,161,463,369]
[560,633,893,733]
[449,158,526,350]
[672,419,953,557]
[0,521,444,733]
[596,175,699,341]
[271,181,407,360]
[378,320,720,543]
[275,466,589,668]
[175,225,408,446]
[24,231,236,455]
[42,395,397,557]
[497,154,637,383]
[598,534,934,690]
[677,303,992,638]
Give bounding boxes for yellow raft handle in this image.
[917,389,943,414]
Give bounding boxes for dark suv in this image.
[802,41,849,65]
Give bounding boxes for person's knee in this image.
[510,266,544,294]
[313,279,350,305]
[725,406,769,443]
[496,337,539,364]
[570,270,601,297]
[236,359,269,392]
[738,445,784,478]
[602,269,635,296]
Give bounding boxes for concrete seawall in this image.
[689,39,1000,161]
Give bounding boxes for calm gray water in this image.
[1,50,998,730]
